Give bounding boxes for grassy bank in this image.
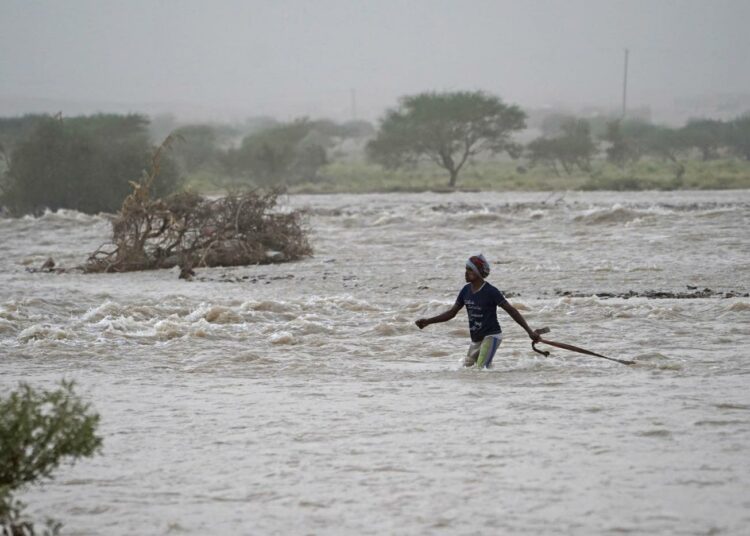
[184,158,750,195]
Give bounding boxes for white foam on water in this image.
[269,330,295,345]
[2,190,749,535]
[18,323,72,342]
[186,303,243,324]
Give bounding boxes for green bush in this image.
[527,117,597,175]
[1,381,101,535]
[0,114,182,216]
[222,119,328,186]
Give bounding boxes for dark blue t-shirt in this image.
[456,282,509,342]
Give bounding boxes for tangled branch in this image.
[84,136,312,273]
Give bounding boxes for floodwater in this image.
[2,190,749,535]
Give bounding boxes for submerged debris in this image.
[179,265,196,280]
[553,287,749,299]
[26,256,68,274]
[84,136,312,273]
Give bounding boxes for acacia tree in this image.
[367,91,526,187]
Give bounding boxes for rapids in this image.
[2,190,749,535]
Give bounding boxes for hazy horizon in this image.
[2,0,749,123]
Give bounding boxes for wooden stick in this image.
[531,328,634,366]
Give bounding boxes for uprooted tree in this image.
[84,135,312,274]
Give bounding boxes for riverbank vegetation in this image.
[0,114,180,216]
[174,107,750,194]
[2,93,750,216]
[288,157,750,193]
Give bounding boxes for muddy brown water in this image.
[2,190,749,535]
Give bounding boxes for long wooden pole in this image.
[531,328,634,365]
[622,48,629,119]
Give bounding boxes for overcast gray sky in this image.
[1,0,749,121]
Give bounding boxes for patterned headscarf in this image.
[466,254,490,278]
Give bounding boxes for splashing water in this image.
[2,190,749,534]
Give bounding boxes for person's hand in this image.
[415,318,429,329]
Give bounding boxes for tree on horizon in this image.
[367,91,526,187]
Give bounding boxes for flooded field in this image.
[2,190,749,535]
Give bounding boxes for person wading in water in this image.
[415,254,540,368]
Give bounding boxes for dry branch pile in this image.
[84,137,312,273]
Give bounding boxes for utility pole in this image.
[621,48,629,119]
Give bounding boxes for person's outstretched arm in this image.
[415,302,463,329]
[500,301,540,341]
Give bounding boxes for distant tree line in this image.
[0,113,374,216]
[181,117,374,186]
[2,97,749,214]
[365,91,750,186]
[525,114,750,181]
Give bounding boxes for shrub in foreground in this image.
[1,381,101,535]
